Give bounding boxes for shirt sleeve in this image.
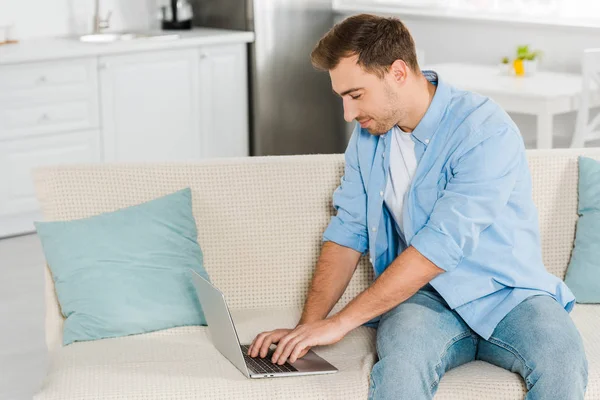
[322,124,369,254]
[410,125,523,272]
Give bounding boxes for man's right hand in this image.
[247,328,311,360]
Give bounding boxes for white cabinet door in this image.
[198,44,249,158]
[0,58,99,140]
[0,129,100,237]
[99,49,200,162]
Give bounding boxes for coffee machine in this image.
[159,0,193,30]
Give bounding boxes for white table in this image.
[426,63,591,149]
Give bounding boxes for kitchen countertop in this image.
[0,28,254,65]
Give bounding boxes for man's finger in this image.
[249,331,271,357]
[259,333,278,358]
[271,329,302,363]
[297,347,310,359]
[248,335,258,355]
[289,341,310,363]
[275,335,303,365]
[248,331,266,356]
[259,330,290,358]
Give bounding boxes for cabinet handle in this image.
[37,75,47,84]
[99,62,108,70]
[200,53,209,59]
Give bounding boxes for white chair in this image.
[571,48,600,148]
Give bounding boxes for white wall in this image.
[0,0,159,39]
[403,18,599,74]
[336,12,600,146]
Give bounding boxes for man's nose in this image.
[343,100,358,123]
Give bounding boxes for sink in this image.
[79,32,180,43]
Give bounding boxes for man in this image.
[248,14,587,399]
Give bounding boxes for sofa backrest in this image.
[33,149,600,351]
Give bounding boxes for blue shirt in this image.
[322,71,575,339]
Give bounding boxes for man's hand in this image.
[248,317,351,365]
[247,242,361,365]
[248,328,296,359]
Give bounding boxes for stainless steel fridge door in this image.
[192,0,345,156]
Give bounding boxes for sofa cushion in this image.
[35,304,600,399]
[34,188,210,346]
[34,308,377,400]
[565,156,600,303]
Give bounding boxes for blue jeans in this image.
[368,284,588,400]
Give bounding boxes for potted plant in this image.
[523,49,542,76]
[499,56,511,75]
[514,45,542,76]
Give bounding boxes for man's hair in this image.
[311,14,419,78]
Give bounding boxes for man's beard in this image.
[366,114,400,135]
[368,88,404,135]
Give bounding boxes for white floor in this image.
[0,234,48,400]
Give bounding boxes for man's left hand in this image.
[271,316,351,365]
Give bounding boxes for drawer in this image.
[0,58,98,106]
[0,129,101,216]
[0,59,94,91]
[0,99,98,138]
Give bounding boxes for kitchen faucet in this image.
[93,0,112,33]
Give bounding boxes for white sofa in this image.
[33,149,600,400]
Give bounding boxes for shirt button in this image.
[379,191,384,196]
[382,153,385,158]
[372,226,377,232]
[425,138,430,144]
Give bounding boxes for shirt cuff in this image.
[410,225,463,272]
[322,217,369,254]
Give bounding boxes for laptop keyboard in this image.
[240,345,298,374]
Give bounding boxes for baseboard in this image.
[0,211,41,239]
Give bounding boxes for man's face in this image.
[330,55,406,135]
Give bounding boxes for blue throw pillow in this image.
[35,188,210,345]
[565,157,600,303]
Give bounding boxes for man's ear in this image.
[389,59,409,84]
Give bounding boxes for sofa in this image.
[32,148,600,400]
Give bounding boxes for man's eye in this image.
[351,94,362,100]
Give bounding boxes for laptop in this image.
[190,269,339,378]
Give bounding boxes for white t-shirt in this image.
[384,126,418,239]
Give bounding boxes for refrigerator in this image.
[191,0,346,156]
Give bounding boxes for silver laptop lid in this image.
[189,269,250,377]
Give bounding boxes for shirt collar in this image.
[383,70,451,147]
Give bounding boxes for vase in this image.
[513,59,525,77]
[523,60,538,76]
[498,63,511,75]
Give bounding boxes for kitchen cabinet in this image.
[100,49,201,162]
[198,43,249,158]
[100,43,249,162]
[0,32,251,237]
[0,129,100,237]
